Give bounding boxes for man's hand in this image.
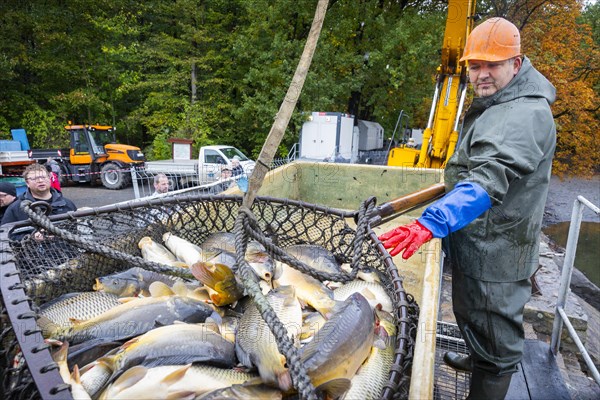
[378,221,433,259]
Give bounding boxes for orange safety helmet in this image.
[460,17,521,62]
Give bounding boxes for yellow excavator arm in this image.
[388,0,477,169]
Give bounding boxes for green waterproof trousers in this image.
[452,266,532,375]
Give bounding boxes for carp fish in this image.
[93,266,185,297]
[39,291,121,328]
[101,364,259,400]
[333,280,393,313]
[300,292,376,398]
[235,286,302,391]
[200,232,276,282]
[38,284,215,345]
[162,232,203,266]
[99,323,237,389]
[138,236,187,268]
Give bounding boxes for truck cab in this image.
[199,145,255,183]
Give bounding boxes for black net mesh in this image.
[0,195,419,400]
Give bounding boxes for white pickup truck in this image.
[144,145,255,187]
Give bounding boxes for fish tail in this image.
[190,262,233,290]
[37,315,60,338]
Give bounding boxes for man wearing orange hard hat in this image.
[379,17,556,399]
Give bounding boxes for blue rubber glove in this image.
[418,181,492,238]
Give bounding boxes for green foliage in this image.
[19,107,65,148]
[0,0,597,175]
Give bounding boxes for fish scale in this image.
[235,285,302,391]
[42,295,214,345]
[108,324,236,379]
[300,292,376,397]
[39,292,122,327]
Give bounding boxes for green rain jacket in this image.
[445,57,556,282]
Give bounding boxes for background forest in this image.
[0,0,598,175]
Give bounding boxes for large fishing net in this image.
[0,195,419,400]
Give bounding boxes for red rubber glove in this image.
[378,221,433,259]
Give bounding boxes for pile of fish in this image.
[37,231,397,399]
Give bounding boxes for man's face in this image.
[26,171,51,194]
[155,177,169,194]
[222,170,232,179]
[0,192,15,207]
[468,57,521,97]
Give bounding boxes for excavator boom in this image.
[387,0,476,169]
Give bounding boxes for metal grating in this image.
[434,321,471,400]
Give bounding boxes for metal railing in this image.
[130,159,293,200]
[550,195,600,386]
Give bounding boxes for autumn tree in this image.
[483,0,599,176]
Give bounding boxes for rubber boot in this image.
[467,368,512,400]
[443,351,472,372]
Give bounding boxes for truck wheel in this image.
[100,163,127,190]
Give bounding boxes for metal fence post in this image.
[550,198,584,354]
[131,167,141,199]
[549,195,600,385]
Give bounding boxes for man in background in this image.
[210,167,234,194]
[152,173,170,196]
[1,164,77,239]
[0,182,17,222]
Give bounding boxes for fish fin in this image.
[119,337,140,350]
[169,261,189,269]
[93,278,104,291]
[234,343,253,369]
[71,364,82,384]
[44,338,63,347]
[109,365,148,393]
[37,315,59,337]
[166,391,196,400]
[187,286,211,302]
[117,296,138,303]
[53,340,69,363]
[190,262,232,289]
[68,317,86,325]
[171,281,189,297]
[162,364,191,386]
[242,376,264,386]
[316,378,351,399]
[149,281,175,297]
[360,287,376,301]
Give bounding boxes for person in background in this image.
[0,182,18,223]
[231,156,244,178]
[1,163,77,229]
[152,173,170,196]
[211,167,234,194]
[379,18,556,399]
[46,157,61,177]
[45,164,61,191]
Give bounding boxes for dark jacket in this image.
[0,204,11,222]
[445,57,556,282]
[1,188,77,226]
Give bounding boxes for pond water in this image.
[543,221,600,287]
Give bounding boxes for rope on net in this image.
[234,206,317,400]
[18,201,194,280]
